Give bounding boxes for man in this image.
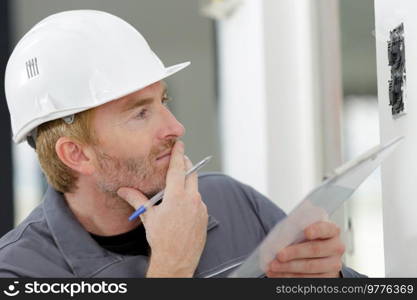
[0,10,362,278]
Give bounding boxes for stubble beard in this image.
[93,139,176,208]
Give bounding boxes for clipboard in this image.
[229,136,404,277]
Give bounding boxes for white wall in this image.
[375,0,417,277]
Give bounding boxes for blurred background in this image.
[0,0,382,276]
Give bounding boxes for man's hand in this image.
[117,141,208,277]
[266,221,345,278]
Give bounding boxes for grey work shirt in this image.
[0,173,363,278]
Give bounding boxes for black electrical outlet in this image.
[387,23,406,117]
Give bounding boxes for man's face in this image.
[89,81,185,201]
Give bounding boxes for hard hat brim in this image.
[163,61,191,79]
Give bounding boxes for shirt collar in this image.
[42,186,219,277]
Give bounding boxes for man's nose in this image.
[159,109,185,139]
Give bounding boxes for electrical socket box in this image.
[387,23,406,118]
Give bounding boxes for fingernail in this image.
[117,189,127,199]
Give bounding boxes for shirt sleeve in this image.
[235,179,287,234]
[340,265,367,278]
[0,263,20,278]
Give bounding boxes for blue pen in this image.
[128,155,212,221]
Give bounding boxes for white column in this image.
[217,0,268,195]
[218,0,343,214]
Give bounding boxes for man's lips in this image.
[156,151,172,160]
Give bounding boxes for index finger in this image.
[165,140,186,190]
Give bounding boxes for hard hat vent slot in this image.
[26,57,40,79]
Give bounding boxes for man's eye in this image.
[162,96,172,106]
[134,108,148,120]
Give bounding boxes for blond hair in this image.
[36,109,95,193]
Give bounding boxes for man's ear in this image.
[55,137,95,176]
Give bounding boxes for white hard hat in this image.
[4,10,190,144]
